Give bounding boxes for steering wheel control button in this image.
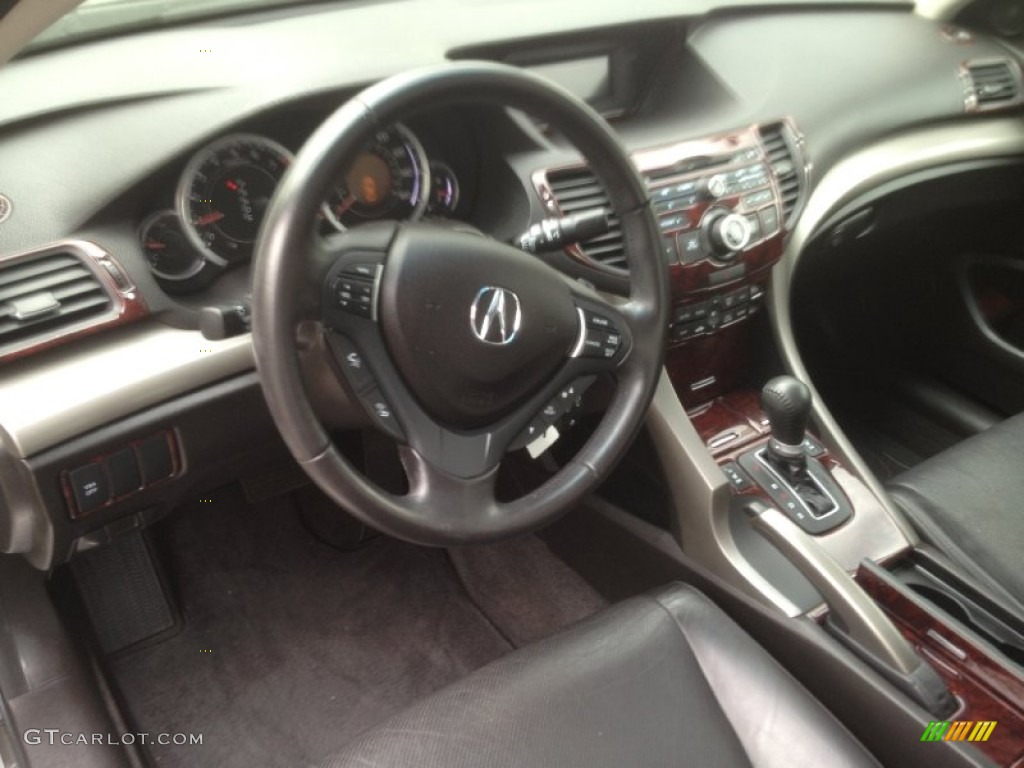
[332,275,375,319]
[331,335,376,392]
[341,262,379,279]
[359,387,404,440]
[510,377,595,451]
[582,310,612,330]
[68,463,111,517]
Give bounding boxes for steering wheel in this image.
[251,62,668,546]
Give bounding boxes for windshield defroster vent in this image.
[545,167,626,271]
[0,242,146,363]
[962,59,1023,112]
[757,121,807,227]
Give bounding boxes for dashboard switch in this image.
[136,434,174,485]
[68,463,111,517]
[106,447,142,498]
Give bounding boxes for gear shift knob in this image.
[761,375,811,459]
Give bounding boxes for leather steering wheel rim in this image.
[252,61,668,546]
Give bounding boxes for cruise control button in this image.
[584,311,613,330]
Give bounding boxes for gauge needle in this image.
[145,240,166,250]
[195,211,225,227]
[335,195,357,216]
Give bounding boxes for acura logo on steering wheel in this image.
[470,286,522,346]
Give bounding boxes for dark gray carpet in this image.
[108,485,511,768]
[448,535,607,647]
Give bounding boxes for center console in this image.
[546,121,1024,764]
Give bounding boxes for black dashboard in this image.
[2,0,1024,568]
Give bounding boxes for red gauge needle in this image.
[335,195,357,216]
[145,240,167,250]
[195,211,225,227]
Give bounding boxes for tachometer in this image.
[176,134,294,264]
[323,124,429,230]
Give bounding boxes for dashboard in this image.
[2,0,1024,569]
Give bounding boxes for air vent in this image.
[758,121,805,226]
[963,60,1021,111]
[0,251,112,349]
[546,167,626,271]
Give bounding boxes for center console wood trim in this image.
[858,562,1024,767]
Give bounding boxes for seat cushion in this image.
[887,411,1024,610]
[322,584,877,768]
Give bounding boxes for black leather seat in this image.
[887,411,1024,610]
[323,584,878,768]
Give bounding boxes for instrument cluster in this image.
[140,123,462,293]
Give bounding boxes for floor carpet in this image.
[108,485,512,768]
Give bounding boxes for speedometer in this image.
[176,134,294,264]
[323,124,429,230]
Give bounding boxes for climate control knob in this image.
[706,212,752,259]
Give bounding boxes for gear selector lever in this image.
[736,375,853,531]
[761,375,811,462]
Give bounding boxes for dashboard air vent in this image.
[0,251,112,349]
[963,60,1021,111]
[758,121,804,226]
[546,167,626,270]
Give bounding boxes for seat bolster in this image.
[886,411,1024,609]
[653,586,879,768]
[322,584,876,768]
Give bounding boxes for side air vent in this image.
[0,250,113,350]
[962,60,1022,112]
[758,121,806,226]
[546,167,626,271]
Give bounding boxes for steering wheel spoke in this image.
[398,444,502,531]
